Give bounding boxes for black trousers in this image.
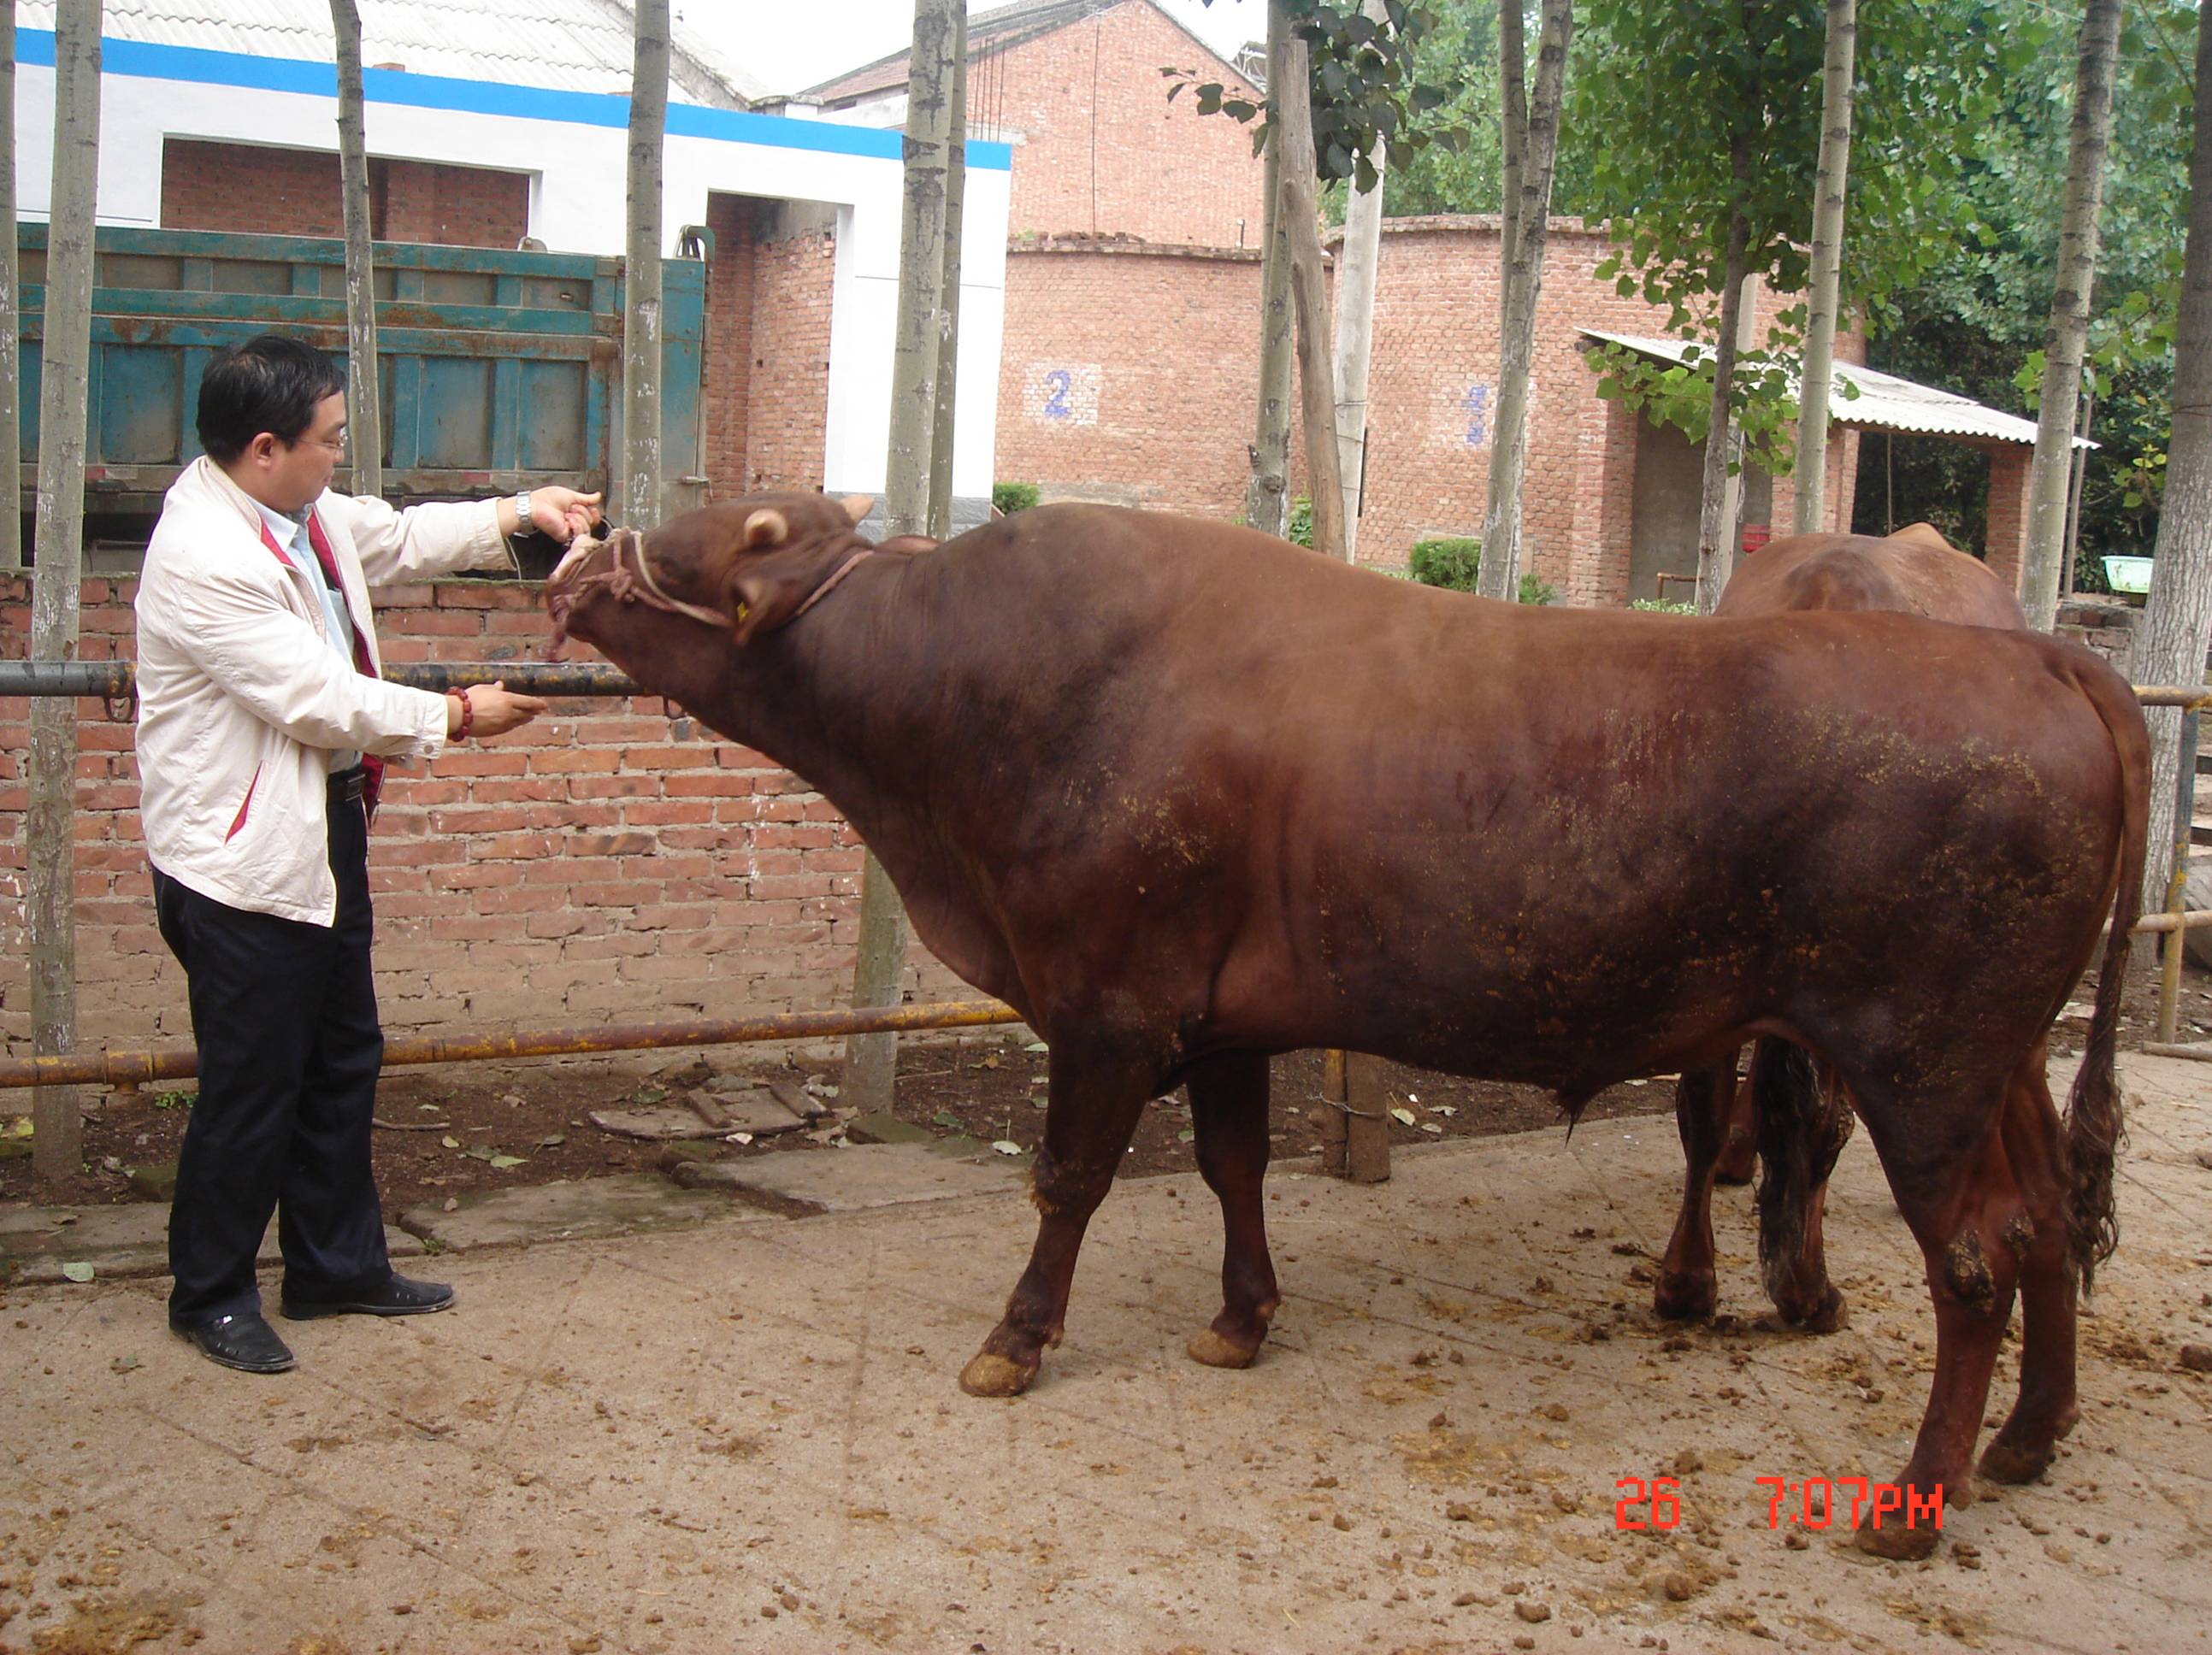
[153,773,392,1327]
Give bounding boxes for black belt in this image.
[328,766,369,803]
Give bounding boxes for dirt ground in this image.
[4,955,2201,1217]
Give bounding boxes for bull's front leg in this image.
[1183,1051,1280,1369]
[959,1040,1155,1399]
[1655,1063,1731,1322]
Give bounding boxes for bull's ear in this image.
[744,508,787,548]
[839,493,876,527]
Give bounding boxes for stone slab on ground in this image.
[395,1171,759,1252]
[588,1087,808,1140]
[0,1203,420,1285]
[3,1051,2209,1653]
[680,1140,1029,1210]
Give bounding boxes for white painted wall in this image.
[12,44,1009,500]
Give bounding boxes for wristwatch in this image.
[510,489,534,535]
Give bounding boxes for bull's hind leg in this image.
[1853,1092,2028,1559]
[959,1040,1155,1399]
[1714,1045,1759,1186]
[1979,1051,2081,1485]
[1755,1041,1851,1333]
[1184,1051,1282,1369]
[1655,1064,1731,1322]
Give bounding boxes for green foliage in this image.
[1408,535,1482,591]
[1517,571,1557,605]
[991,481,1040,515]
[1630,598,1697,615]
[151,1089,195,1111]
[1169,1,1471,191]
[1287,495,1314,547]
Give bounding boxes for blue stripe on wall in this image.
[16,29,1012,170]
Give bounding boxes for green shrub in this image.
[1287,496,1313,548]
[1629,597,1697,615]
[992,482,1040,515]
[1517,571,1558,606]
[1409,537,1482,592]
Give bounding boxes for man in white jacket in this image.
[136,333,600,1374]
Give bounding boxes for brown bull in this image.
[1658,525,2036,1343]
[546,494,2146,1560]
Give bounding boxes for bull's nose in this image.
[546,533,605,595]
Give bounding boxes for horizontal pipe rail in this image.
[0,999,1025,1093]
[0,661,640,698]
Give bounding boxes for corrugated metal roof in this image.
[22,0,766,108]
[1579,330,2093,450]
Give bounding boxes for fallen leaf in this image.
[1029,1095,1049,1109]
[1024,1041,1048,1052]
[727,1131,754,1145]
[109,1355,140,1374]
[1420,1122,1443,1135]
[487,1154,526,1169]
[931,1110,963,1129]
[442,1198,459,1212]
[441,1135,461,1149]
[1432,1104,1458,1117]
[991,1140,1023,1156]
[634,1086,667,1105]
[1177,1128,1196,1143]
[61,1262,95,1283]
[535,1133,567,1148]
[1389,1107,1417,1127]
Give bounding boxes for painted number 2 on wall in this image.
[1028,364,1100,427]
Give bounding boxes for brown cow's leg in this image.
[959,1047,1153,1399]
[1979,1054,2080,1485]
[1714,1045,1758,1186]
[1855,1114,2025,1560]
[1655,1064,1730,1322]
[1184,1051,1282,1369]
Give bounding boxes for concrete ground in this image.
[2,1052,2207,1655]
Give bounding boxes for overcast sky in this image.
[677,1,1266,98]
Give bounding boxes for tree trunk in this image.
[1693,197,1753,615]
[1330,5,1389,562]
[1791,0,1856,536]
[844,0,958,1113]
[2129,1,2212,914]
[927,4,968,542]
[330,0,382,499]
[1499,0,1525,281]
[1,1,21,570]
[623,0,669,527]
[1243,3,1293,538]
[2020,0,2124,630]
[1478,0,1572,600]
[28,1,100,1187]
[1277,30,1345,561]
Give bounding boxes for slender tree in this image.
[623,0,669,527]
[331,0,383,498]
[28,1,101,1186]
[843,0,957,1114]
[1,0,21,570]
[1244,3,1294,538]
[1330,0,1390,561]
[1277,21,1347,560]
[1791,0,1856,535]
[1477,0,1572,601]
[2128,1,2212,911]
[2020,0,2126,629]
[927,4,969,541]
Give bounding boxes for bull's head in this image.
[546,492,935,656]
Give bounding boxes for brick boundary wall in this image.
[161,138,529,250]
[0,575,965,1057]
[999,218,1889,605]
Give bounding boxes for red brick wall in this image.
[985,1,1267,246]
[1985,445,2033,595]
[0,574,962,1056]
[1000,218,1896,604]
[742,233,836,492]
[161,138,528,248]
[703,195,759,494]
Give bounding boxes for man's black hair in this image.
[196,333,346,465]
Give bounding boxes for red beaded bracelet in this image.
[454,686,475,740]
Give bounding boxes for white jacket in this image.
[135,456,512,926]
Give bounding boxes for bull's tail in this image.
[1754,1038,1851,1306]
[2064,657,2151,1293]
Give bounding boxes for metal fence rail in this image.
[0,661,640,698]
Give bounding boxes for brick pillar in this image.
[1985,445,2032,593]
[1565,390,1638,606]
[702,194,756,498]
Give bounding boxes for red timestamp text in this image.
[1756,1475,1943,1533]
[1613,1476,1683,1529]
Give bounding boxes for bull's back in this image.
[1715,525,2026,630]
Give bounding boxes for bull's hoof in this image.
[1187,1328,1261,1369]
[1654,1272,1717,1323]
[959,1351,1038,1398]
[1780,1285,1849,1334]
[1977,1436,2056,1485]
[1855,1516,1942,1561]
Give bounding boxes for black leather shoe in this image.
[280,1274,456,1320]
[172,1312,297,1374]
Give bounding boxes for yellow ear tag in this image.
[735,601,750,622]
